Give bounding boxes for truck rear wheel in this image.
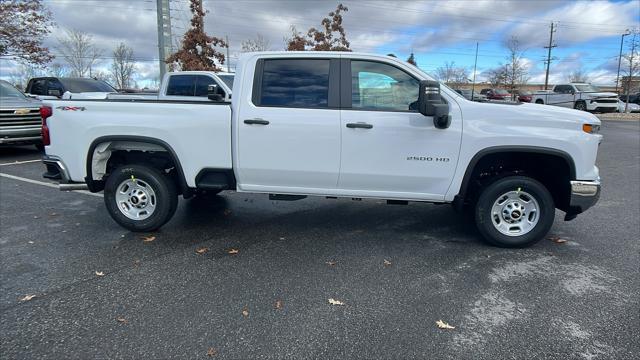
[104,164,178,232]
[475,176,554,248]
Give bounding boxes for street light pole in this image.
[616,30,631,94]
[471,42,478,100]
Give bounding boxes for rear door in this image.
[236,57,341,192]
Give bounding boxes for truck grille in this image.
[0,108,41,127]
[594,99,617,103]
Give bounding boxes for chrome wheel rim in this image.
[114,178,157,220]
[490,190,540,236]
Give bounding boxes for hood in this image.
[587,92,618,99]
[0,96,41,109]
[463,100,601,127]
[62,91,111,99]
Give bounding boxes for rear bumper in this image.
[569,179,601,214]
[42,155,71,183]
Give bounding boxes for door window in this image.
[166,75,196,96]
[258,59,330,108]
[351,61,419,111]
[194,75,224,97]
[29,79,47,95]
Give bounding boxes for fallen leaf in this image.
[242,306,249,317]
[383,259,392,267]
[133,259,141,267]
[195,247,209,254]
[227,248,239,255]
[95,271,105,276]
[274,299,283,310]
[19,294,36,302]
[326,261,336,266]
[62,230,67,233]
[27,241,34,244]
[328,298,345,306]
[33,216,39,219]
[49,212,58,216]
[141,235,156,243]
[436,320,455,330]
[116,317,128,324]
[548,236,568,244]
[207,347,218,357]
[223,209,232,216]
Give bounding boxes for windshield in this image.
[59,78,116,93]
[575,84,601,92]
[218,75,234,90]
[0,81,27,99]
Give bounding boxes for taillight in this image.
[40,106,53,146]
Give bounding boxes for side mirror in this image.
[207,84,222,101]
[48,89,61,97]
[418,80,451,129]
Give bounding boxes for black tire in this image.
[475,176,555,248]
[574,101,587,111]
[535,99,544,104]
[104,164,178,232]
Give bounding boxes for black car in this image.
[619,93,639,105]
[25,77,116,98]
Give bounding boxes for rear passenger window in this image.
[259,59,330,108]
[166,75,196,96]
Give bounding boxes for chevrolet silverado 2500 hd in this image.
[40,52,602,248]
[532,83,619,112]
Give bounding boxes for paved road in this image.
[1,121,638,359]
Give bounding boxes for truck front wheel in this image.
[104,164,178,232]
[574,101,587,111]
[475,176,555,248]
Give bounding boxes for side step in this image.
[269,194,307,201]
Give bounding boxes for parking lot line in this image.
[0,159,42,166]
[0,172,102,198]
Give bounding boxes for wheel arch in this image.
[85,135,189,195]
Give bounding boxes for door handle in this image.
[244,119,270,125]
[346,122,373,129]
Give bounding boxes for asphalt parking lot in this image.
[1,120,638,359]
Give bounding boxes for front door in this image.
[338,59,462,200]
[236,58,341,193]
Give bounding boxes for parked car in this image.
[480,88,510,100]
[619,93,639,105]
[40,51,601,248]
[512,89,533,103]
[107,71,234,102]
[25,77,117,100]
[617,99,640,113]
[454,89,486,102]
[0,80,43,149]
[531,83,618,113]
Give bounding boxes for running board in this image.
[269,194,307,201]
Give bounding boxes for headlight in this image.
[582,124,600,134]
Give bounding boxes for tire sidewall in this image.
[475,176,555,248]
[575,101,587,111]
[104,165,177,232]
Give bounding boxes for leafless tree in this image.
[56,29,103,77]
[485,66,508,87]
[435,61,469,84]
[621,29,639,112]
[110,43,136,90]
[9,63,42,90]
[241,34,270,52]
[0,0,54,66]
[502,36,529,98]
[92,70,112,84]
[48,63,68,77]
[568,68,590,83]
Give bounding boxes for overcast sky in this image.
[1,0,639,87]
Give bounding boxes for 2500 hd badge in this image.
[406,156,451,162]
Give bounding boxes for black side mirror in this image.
[207,84,222,101]
[418,80,451,129]
[48,89,61,97]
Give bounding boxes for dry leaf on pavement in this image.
[328,298,345,306]
[242,306,249,317]
[274,299,283,310]
[227,248,239,255]
[383,259,392,267]
[195,247,209,254]
[548,236,568,244]
[207,347,218,357]
[27,241,34,244]
[19,294,36,302]
[95,271,105,276]
[141,235,156,243]
[116,317,128,324]
[326,261,336,266]
[436,320,455,329]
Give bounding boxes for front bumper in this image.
[0,126,41,145]
[569,180,601,214]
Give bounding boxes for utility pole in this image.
[471,42,478,100]
[616,29,631,94]
[156,0,172,80]
[226,35,230,73]
[543,22,557,90]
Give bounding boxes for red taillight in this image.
[40,106,53,146]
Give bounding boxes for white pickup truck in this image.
[40,52,602,248]
[107,71,234,102]
[532,83,619,113]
